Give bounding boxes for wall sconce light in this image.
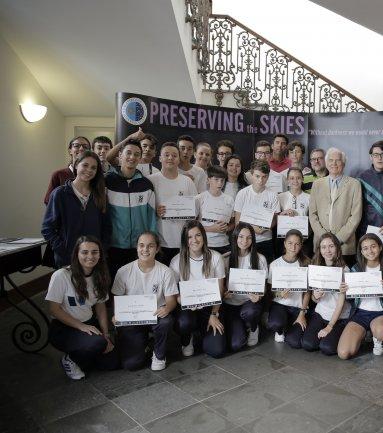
[19,103,47,123]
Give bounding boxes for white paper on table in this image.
[345,271,383,298]
[308,265,343,292]
[366,225,383,243]
[162,196,196,220]
[266,171,285,193]
[272,267,308,292]
[277,216,309,238]
[179,278,221,310]
[114,294,158,326]
[240,205,274,228]
[8,237,45,244]
[228,268,266,294]
[201,201,232,224]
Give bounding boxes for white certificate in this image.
[240,205,274,228]
[228,268,266,295]
[179,278,222,310]
[277,216,309,238]
[114,295,157,326]
[272,267,308,292]
[308,265,343,292]
[345,271,383,299]
[163,196,196,220]
[266,171,285,193]
[201,202,232,224]
[366,225,383,243]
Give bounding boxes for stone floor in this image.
[1,294,383,433]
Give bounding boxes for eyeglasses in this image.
[217,152,232,157]
[371,153,383,159]
[72,143,90,150]
[255,151,271,157]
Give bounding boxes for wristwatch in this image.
[300,308,308,314]
[210,311,219,318]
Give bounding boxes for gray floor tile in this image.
[250,366,324,402]
[203,382,285,425]
[0,401,43,433]
[23,382,107,425]
[144,403,235,433]
[89,368,163,399]
[44,402,137,433]
[170,365,245,400]
[209,350,285,382]
[113,382,197,424]
[242,402,331,433]
[293,384,371,427]
[334,404,383,433]
[334,368,383,401]
[156,354,212,380]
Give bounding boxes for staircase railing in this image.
[185,0,375,112]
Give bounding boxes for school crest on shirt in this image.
[152,284,159,293]
[263,201,269,209]
[178,191,184,196]
[138,194,144,203]
[300,203,305,209]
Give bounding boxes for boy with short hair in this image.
[149,142,197,265]
[235,160,280,263]
[92,136,113,173]
[196,165,234,254]
[177,135,207,193]
[216,140,235,167]
[137,133,160,176]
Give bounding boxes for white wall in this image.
[0,34,65,288]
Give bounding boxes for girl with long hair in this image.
[224,223,268,350]
[112,231,178,371]
[170,220,226,358]
[45,236,118,380]
[222,154,248,201]
[42,150,106,268]
[267,229,311,348]
[301,233,349,355]
[338,233,383,359]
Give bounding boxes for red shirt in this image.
[269,157,291,173]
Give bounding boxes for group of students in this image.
[41,130,383,380]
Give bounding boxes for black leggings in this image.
[49,318,120,372]
[302,311,347,356]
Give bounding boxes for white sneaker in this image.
[274,332,285,343]
[151,353,166,371]
[182,335,194,357]
[61,354,85,380]
[247,327,259,347]
[373,337,383,356]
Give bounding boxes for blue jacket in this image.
[41,181,104,268]
[105,169,157,249]
[358,166,383,235]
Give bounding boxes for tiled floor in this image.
[1,294,383,433]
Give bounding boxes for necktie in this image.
[329,181,338,231]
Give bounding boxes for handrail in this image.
[185,0,375,112]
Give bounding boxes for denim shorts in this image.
[350,308,383,330]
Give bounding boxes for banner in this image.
[116,92,382,175]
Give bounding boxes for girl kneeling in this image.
[302,233,350,355]
[170,221,226,358]
[46,236,118,380]
[267,229,311,348]
[224,222,267,350]
[338,234,383,359]
[112,232,178,371]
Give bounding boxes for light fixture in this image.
[19,103,47,123]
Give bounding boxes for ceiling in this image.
[309,0,383,35]
[0,0,197,117]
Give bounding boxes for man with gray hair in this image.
[309,147,362,266]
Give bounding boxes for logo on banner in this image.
[121,97,147,125]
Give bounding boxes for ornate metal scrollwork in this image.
[185,0,374,112]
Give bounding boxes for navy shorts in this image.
[350,309,383,331]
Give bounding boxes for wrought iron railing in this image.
[185,1,375,112]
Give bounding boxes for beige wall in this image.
[0,34,65,288]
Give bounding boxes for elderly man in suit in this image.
[309,147,362,266]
